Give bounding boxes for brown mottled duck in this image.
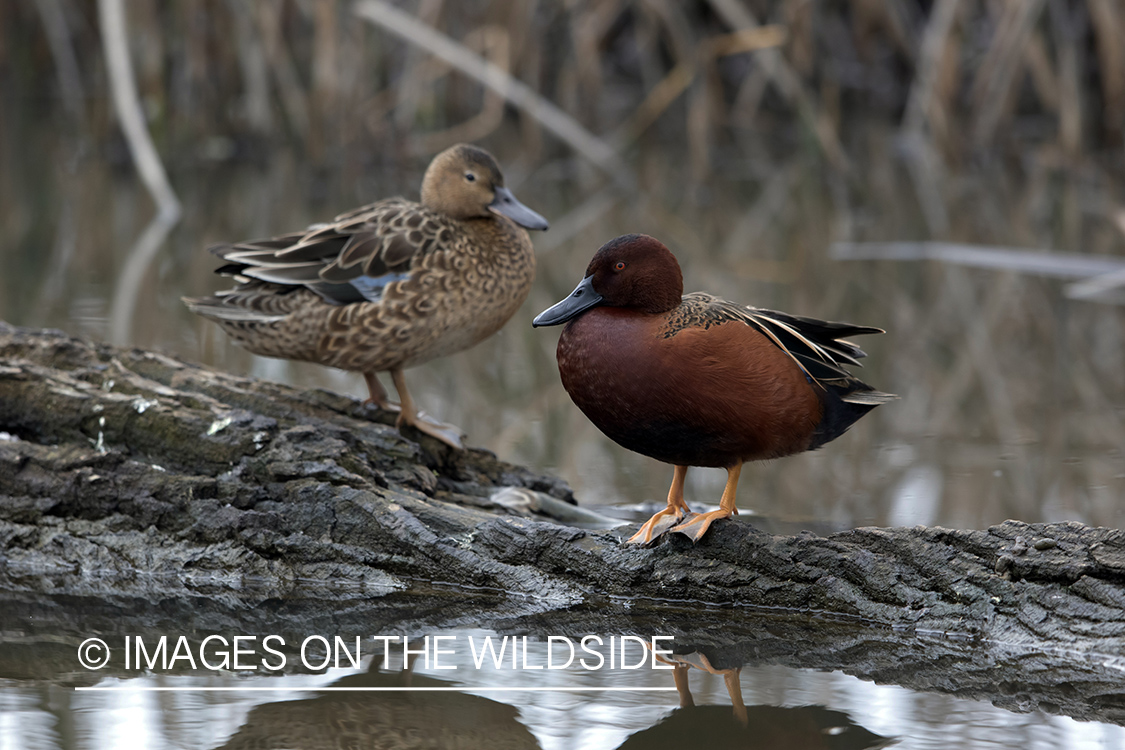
[185,144,548,448]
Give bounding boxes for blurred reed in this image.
[6,0,1125,180]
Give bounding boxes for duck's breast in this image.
[557,307,823,467]
[318,216,536,372]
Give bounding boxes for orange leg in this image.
[671,464,742,542]
[724,668,748,728]
[672,664,695,708]
[362,371,400,412]
[626,465,690,544]
[390,368,465,449]
[694,653,747,728]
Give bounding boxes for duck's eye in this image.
[465,172,477,182]
[614,261,626,271]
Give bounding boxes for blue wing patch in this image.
[349,271,413,303]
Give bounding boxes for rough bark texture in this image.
[2,322,1125,726]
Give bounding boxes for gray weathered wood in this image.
[2,322,1125,726]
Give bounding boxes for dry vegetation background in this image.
[2,0,1124,529]
[7,1,1125,172]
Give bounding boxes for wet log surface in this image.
[2,322,1125,726]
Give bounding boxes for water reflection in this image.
[3,571,1125,749]
[620,705,891,750]
[215,661,540,750]
[643,647,894,748]
[4,626,1123,750]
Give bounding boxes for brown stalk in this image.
[225,0,273,133]
[1022,30,1059,113]
[1050,0,1083,156]
[1086,0,1125,143]
[393,0,444,132]
[411,26,511,154]
[34,0,86,122]
[310,0,341,161]
[970,0,1046,149]
[255,3,311,142]
[354,0,632,188]
[612,26,787,149]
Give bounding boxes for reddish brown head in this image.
[533,234,683,326]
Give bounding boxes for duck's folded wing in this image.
[686,293,888,388]
[207,199,448,306]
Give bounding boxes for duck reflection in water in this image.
[209,645,891,750]
[213,657,540,750]
[534,234,895,543]
[621,647,893,749]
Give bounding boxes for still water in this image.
[3,123,1125,746]
[5,624,1125,750]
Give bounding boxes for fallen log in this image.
[2,321,1125,725]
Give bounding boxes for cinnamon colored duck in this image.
[185,144,548,448]
[533,234,895,543]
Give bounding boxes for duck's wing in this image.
[206,198,452,308]
[682,293,895,403]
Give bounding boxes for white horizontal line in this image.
[75,686,677,693]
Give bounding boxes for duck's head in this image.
[533,234,683,326]
[421,144,549,230]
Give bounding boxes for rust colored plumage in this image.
[184,144,548,448]
[533,234,895,543]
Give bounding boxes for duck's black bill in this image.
[533,275,602,327]
[489,186,549,231]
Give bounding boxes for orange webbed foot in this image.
[386,368,465,449]
[362,372,402,414]
[670,465,742,542]
[626,507,687,544]
[363,396,402,414]
[396,409,465,450]
[670,508,734,542]
[626,465,692,544]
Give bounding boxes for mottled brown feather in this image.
[184,144,545,380]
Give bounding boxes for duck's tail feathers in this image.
[181,295,288,324]
[841,389,898,406]
[810,383,895,450]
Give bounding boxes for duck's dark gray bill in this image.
[533,275,602,327]
[489,186,549,231]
